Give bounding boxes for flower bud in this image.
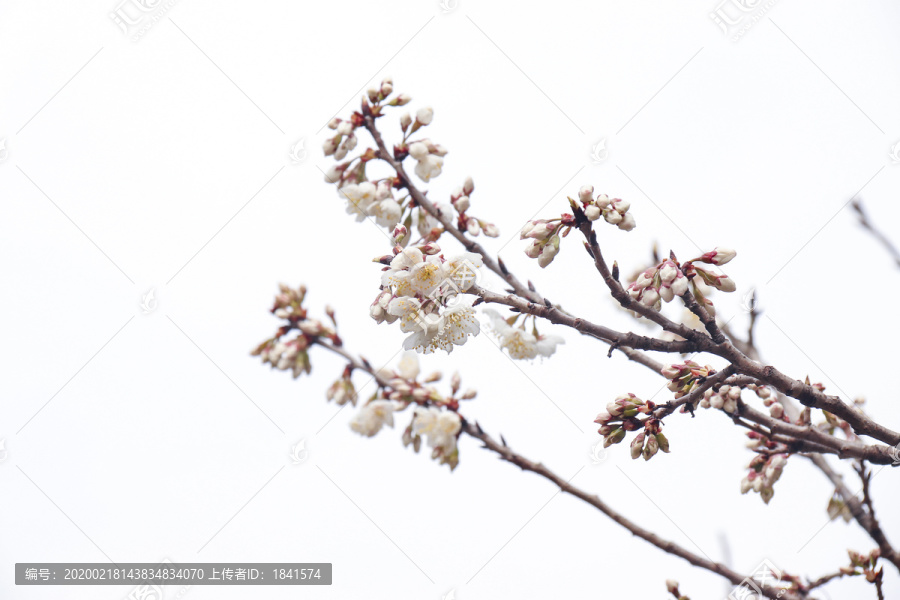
[604,427,626,447]
[454,195,470,213]
[399,112,412,131]
[408,142,428,160]
[416,107,434,125]
[524,239,542,259]
[642,434,659,460]
[661,364,682,379]
[709,247,736,265]
[769,403,784,419]
[595,194,610,209]
[463,176,475,195]
[578,185,594,202]
[584,205,602,221]
[617,212,636,231]
[537,235,561,268]
[604,209,623,225]
[393,93,412,106]
[630,432,645,459]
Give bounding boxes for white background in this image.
[2,0,900,598]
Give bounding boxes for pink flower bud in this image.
[595,194,610,209]
[392,225,408,244]
[714,275,736,293]
[709,247,736,265]
[482,222,500,237]
[463,176,475,195]
[394,93,412,106]
[400,112,412,131]
[661,364,682,379]
[466,219,482,236]
[323,137,338,156]
[327,118,341,130]
[642,434,659,460]
[454,195,470,213]
[769,403,784,419]
[630,432,645,459]
[524,239,542,258]
[612,198,630,213]
[594,410,612,424]
[578,184,594,202]
[666,580,679,595]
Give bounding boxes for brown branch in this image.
[363,113,541,304]
[578,222,709,344]
[473,286,698,355]
[460,420,798,600]
[852,200,900,269]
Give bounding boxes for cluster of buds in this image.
[627,248,737,314]
[661,360,715,402]
[577,185,636,231]
[665,580,690,600]
[326,365,357,406]
[742,383,785,419]
[627,257,689,309]
[740,452,788,504]
[521,218,563,268]
[699,383,742,414]
[842,549,882,585]
[483,309,565,360]
[372,243,483,354]
[594,394,670,460]
[519,185,638,269]
[251,284,341,378]
[449,176,499,238]
[323,78,498,254]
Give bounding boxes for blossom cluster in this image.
[698,383,742,414]
[740,451,788,504]
[627,258,690,309]
[371,243,483,354]
[322,77,498,243]
[519,186,637,268]
[483,309,564,360]
[625,248,736,314]
[251,284,340,378]
[577,185,636,231]
[843,549,882,583]
[594,394,670,460]
[661,360,715,402]
[347,352,470,470]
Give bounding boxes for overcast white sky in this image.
[2,0,900,598]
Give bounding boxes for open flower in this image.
[484,309,564,359]
[350,400,395,437]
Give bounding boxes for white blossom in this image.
[350,400,395,437]
[416,106,434,125]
